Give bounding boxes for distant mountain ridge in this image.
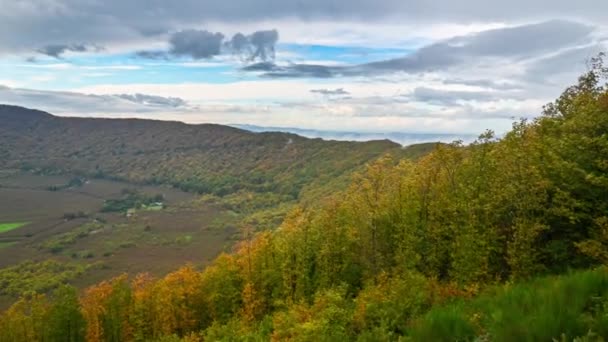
[231,124,477,146]
[0,105,435,204]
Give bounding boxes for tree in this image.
[47,285,86,342]
[150,265,203,336]
[0,293,50,342]
[81,275,130,342]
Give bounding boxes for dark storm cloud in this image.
[228,33,249,54]
[136,29,279,61]
[252,20,595,78]
[225,30,280,61]
[168,30,225,59]
[310,88,350,95]
[225,30,279,61]
[248,29,279,61]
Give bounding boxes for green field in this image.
[0,222,28,233]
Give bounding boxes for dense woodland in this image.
[0,106,420,202]
[1,54,608,341]
[0,105,433,229]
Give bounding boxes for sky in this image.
[0,0,607,141]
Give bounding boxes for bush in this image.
[408,268,608,341]
[354,272,431,335]
[0,260,89,296]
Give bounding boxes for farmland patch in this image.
[0,172,238,302]
[0,222,28,233]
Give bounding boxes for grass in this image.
[0,222,28,233]
[408,268,608,341]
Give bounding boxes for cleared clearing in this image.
[0,222,28,233]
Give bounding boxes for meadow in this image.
[0,222,28,233]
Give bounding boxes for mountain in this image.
[231,123,478,146]
[0,105,434,204]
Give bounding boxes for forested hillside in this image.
[0,106,435,228]
[0,106,414,200]
[1,55,607,341]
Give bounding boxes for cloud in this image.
[168,30,225,59]
[525,44,605,83]
[248,29,279,61]
[36,43,101,58]
[113,93,187,107]
[251,20,595,78]
[0,79,544,135]
[225,30,280,62]
[241,62,279,72]
[0,85,189,114]
[135,50,169,60]
[1,1,607,57]
[14,63,141,71]
[442,79,522,91]
[310,88,350,95]
[227,33,249,54]
[2,3,605,139]
[137,29,279,61]
[246,62,335,78]
[274,90,537,120]
[407,87,517,106]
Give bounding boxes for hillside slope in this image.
[0,105,431,204]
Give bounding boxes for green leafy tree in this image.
[47,285,86,342]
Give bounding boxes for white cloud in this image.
[15,63,142,70]
[1,4,606,139]
[0,75,545,135]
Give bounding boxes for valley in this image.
[0,105,436,309]
[0,171,237,308]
